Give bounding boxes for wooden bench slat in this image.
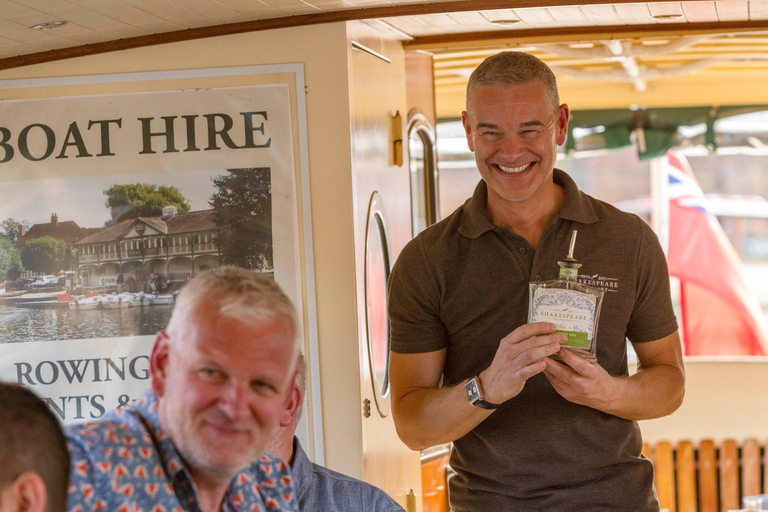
[698,440,719,512]
[655,441,677,512]
[720,439,740,512]
[676,441,697,512]
[742,438,762,498]
[765,438,768,496]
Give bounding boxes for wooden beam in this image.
[406,20,768,50]
[0,0,704,71]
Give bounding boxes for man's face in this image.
[462,81,569,209]
[152,303,297,483]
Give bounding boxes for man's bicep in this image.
[632,331,684,372]
[389,349,446,405]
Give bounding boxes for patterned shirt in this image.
[291,437,404,512]
[66,390,298,512]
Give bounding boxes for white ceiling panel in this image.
[10,0,75,11]
[304,0,356,10]
[385,16,439,35]
[579,4,622,25]
[121,0,211,25]
[0,19,56,42]
[0,0,40,19]
[514,7,556,27]
[682,1,719,22]
[167,0,240,21]
[46,5,137,31]
[90,3,175,27]
[750,0,768,19]
[613,3,656,24]
[716,1,750,21]
[545,6,591,27]
[274,3,323,14]
[647,2,685,22]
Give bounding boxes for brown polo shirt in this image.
[389,169,678,511]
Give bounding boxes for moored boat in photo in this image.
[68,295,103,310]
[101,292,141,309]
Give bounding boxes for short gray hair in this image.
[466,51,560,116]
[166,266,298,347]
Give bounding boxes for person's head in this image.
[264,354,307,465]
[151,266,300,487]
[0,383,70,512]
[461,51,569,207]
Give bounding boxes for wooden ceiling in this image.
[2,1,768,115]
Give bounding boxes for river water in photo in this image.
[0,303,174,344]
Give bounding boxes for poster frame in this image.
[0,63,324,464]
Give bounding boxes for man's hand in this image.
[542,347,616,410]
[543,333,685,420]
[390,322,566,450]
[479,323,568,404]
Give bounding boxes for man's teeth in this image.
[497,163,531,173]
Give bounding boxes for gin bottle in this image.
[528,231,604,363]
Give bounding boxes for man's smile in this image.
[495,162,535,174]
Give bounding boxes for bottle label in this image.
[559,267,578,279]
[529,288,596,348]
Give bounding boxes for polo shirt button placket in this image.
[518,247,526,254]
[535,274,542,281]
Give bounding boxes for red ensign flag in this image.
[663,150,768,356]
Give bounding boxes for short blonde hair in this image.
[166,266,298,350]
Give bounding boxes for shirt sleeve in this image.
[625,220,679,344]
[65,434,110,512]
[388,236,449,354]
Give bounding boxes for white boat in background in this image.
[101,293,141,309]
[68,295,102,310]
[143,290,180,306]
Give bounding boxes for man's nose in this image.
[495,136,525,160]
[219,382,250,421]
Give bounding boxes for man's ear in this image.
[150,331,171,398]
[279,372,302,428]
[555,103,570,146]
[4,472,47,512]
[461,111,475,152]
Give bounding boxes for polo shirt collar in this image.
[458,168,598,239]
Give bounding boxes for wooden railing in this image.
[423,440,767,512]
[643,439,768,512]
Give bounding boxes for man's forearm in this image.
[601,363,685,421]
[392,381,493,451]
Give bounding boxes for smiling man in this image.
[388,51,685,511]
[65,266,300,512]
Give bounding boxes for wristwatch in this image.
[465,375,501,409]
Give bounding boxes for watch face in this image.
[465,378,481,403]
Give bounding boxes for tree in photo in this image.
[104,184,190,225]
[20,236,68,275]
[0,237,24,281]
[0,218,30,242]
[210,168,272,269]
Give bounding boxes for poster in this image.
[0,67,316,427]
